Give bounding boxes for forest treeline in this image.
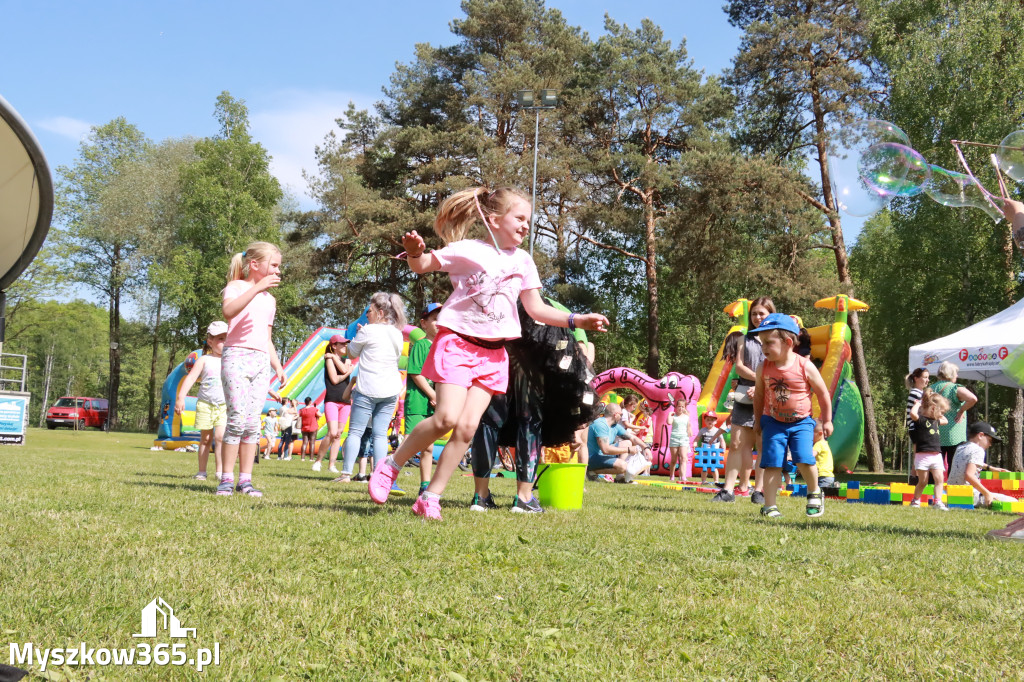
[5,0,1023,470]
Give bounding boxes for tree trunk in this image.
[814,110,883,471]
[147,292,163,431]
[38,343,54,427]
[643,200,660,377]
[108,288,122,432]
[847,311,883,471]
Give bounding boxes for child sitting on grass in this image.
[813,420,835,487]
[908,390,950,510]
[752,313,833,519]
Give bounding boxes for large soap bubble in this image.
[924,165,1003,223]
[829,120,912,217]
[996,130,1024,183]
[858,143,931,198]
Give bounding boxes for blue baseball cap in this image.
[754,313,800,336]
[421,302,442,319]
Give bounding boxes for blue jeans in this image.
[342,391,398,474]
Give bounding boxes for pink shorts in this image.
[324,401,351,425]
[421,328,509,394]
[914,452,944,472]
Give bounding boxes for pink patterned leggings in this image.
[221,346,272,445]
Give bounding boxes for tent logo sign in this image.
[958,347,1008,364]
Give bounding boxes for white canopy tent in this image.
[908,298,1024,418]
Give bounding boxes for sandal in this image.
[760,505,782,518]
[332,474,352,483]
[236,481,264,498]
[806,490,824,517]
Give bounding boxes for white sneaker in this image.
[909,499,921,508]
[284,456,292,461]
[328,465,339,473]
[312,461,322,472]
[933,501,949,511]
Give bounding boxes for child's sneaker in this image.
[328,465,339,474]
[760,505,782,518]
[806,490,824,517]
[909,499,921,508]
[751,490,765,506]
[312,461,322,472]
[216,480,234,496]
[390,482,407,497]
[368,458,400,504]
[411,495,442,520]
[933,501,949,511]
[192,472,207,481]
[510,496,544,514]
[711,489,735,503]
[470,493,499,512]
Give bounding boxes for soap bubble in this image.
[996,130,1024,183]
[829,120,912,217]
[858,143,931,198]
[923,165,1002,223]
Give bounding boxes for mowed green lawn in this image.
[1,428,1023,681]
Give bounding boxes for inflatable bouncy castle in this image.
[154,319,428,452]
[696,295,868,472]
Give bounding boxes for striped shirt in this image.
[905,388,922,431]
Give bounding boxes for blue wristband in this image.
[568,313,576,331]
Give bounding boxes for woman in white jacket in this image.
[339,292,406,479]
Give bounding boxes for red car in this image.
[45,397,109,431]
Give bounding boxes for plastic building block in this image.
[692,445,725,472]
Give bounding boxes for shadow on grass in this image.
[125,479,213,493]
[766,518,984,541]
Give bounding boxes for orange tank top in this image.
[762,355,813,422]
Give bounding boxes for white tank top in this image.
[196,354,225,405]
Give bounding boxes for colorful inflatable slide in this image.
[155,320,426,452]
[696,295,868,472]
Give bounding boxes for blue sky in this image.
[1,1,743,211]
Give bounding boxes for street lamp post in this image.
[515,89,558,257]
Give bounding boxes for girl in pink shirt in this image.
[217,241,287,497]
[368,186,609,520]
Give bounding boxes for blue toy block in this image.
[847,480,860,489]
[786,483,807,497]
[693,445,725,472]
[948,503,974,509]
[862,488,890,505]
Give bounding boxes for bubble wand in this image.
[950,140,1004,216]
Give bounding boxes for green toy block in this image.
[992,500,1012,511]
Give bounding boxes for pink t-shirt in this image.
[433,239,541,340]
[222,280,276,353]
[762,354,813,422]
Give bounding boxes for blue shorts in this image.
[759,415,816,469]
[588,452,620,472]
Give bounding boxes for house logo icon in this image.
[132,597,196,638]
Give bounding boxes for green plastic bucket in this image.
[536,463,587,510]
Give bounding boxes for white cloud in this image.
[249,89,377,210]
[36,116,93,141]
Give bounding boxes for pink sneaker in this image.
[411,495,443,521]
[368,458,400,504]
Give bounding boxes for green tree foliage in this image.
[726,0,886,470]
[54,117,151,430]
[5,300,108,425]
[855,0,1024,468]
[169,92,284,337]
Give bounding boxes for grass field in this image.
[1,428,1023,681]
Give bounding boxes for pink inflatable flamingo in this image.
[592,368,702,477]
